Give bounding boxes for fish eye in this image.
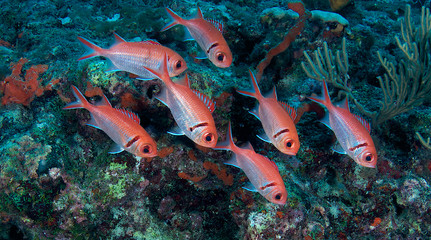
[204,133,214,142]
[275,193,282,200]
[142,145,151,154]
[175,60,182,69]
[286,139,293,148]
[216,53,225,62]
[364,153,373,162]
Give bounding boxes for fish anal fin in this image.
[155,87,169,107]
[225,155,240,168]
[192,90,216,113]
[249,106,260,120]
[86,116,101,130]
[319,113,331,130]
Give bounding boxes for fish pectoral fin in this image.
[167,126,185,136]
[332,142,346,154]
[257,132,271,143]
[136,77,155,81]
[109,143,124,154]
[225,155,240,168]
[242,182,258,192]
[194,51,208,59]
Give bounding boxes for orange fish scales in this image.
[64,86,157,158]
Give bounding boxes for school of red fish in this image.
[64,7,378,205]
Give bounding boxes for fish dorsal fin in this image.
[175,74,190,87]
[206,19,224,33]
[354,114,371,133]
[336,98,350,111]
[241,142,254,151]
[113,33,127,44]
[192,90,216,113]
[95,94,112,107]
[116,108,141,124]
[279,101,297,121]
[268,159,279,171]
[264,87,277,100]
[196,6,204,19]
[242,182,258,192]
[141,39,161,45]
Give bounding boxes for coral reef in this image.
[1,0,431,239]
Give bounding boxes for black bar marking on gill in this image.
[207,43,219,53]
[260,182,276,190]
[273,129,289,139]
[126,136,141,148]
[189,122,209,132]
[349,142,368,152]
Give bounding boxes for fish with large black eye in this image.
[144,54,218,148]
[162,7,233,68]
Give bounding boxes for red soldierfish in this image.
[143,54,218,148]
[77,33,187,80]
[214,122,287,205]
[237,70,300,155]
[307,80,377,168]
[162,7,233,68]
[63,86,157,158]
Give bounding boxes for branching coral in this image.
[374,5,431,125]
[301,5,431,128]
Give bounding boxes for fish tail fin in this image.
[161,7,184,31]
[307,79,332,107]
[63,85,90,110]
[142,53,173,85]
[236,69,262,100]
[213,122,237,151]
[77,36,104,61]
